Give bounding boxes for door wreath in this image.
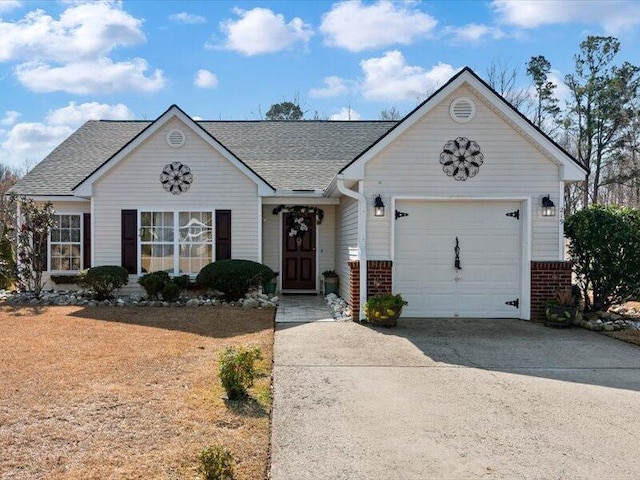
[272,205,324,246]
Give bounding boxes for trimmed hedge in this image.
[78,266,129,300]
[138,271,170,298]
[196,260,274,301]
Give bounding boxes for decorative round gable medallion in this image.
[166,129,186,148]
[439,137,484,181]
[160,162,193,195]
[449,97,475,123]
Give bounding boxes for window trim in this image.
[137,209,215,277]
[48,212,84,273]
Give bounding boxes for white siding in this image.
[335,196,358,300]
[93,117,260,270]
[364,85,561,261]
[262,205,279,272]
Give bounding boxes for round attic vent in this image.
[449,97,476,123]
[166,129,186,148]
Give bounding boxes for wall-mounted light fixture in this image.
[541,195,556,217]
[374,195,385,217]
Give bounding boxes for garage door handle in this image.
[454,236,462,270]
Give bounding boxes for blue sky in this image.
[1,0,639,170]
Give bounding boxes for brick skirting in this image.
[530,261,572,321]
[348,260,393,320]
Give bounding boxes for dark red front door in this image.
[282,213,316,290]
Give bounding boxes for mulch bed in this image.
[0,304,274,479]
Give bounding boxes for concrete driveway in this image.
[270,319,640,480]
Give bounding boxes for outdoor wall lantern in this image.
[541,195,556,217]
[374,195,386,217]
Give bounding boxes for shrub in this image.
[196,260,274,301]
[138,271,170,298]
[565,205,640,311]
[219,346,262,400]
[364,293,407,312]
[197,444,234,480]
[161,281,181,302]
[172,274,191,291]
[0,224,16,290]
[78,266,129,300]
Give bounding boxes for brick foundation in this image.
[348,260,393,319]
[530,261,572,321]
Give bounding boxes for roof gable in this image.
[339,67,588,182]
[73,105,276,197]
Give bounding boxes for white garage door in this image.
[394,200,522,318]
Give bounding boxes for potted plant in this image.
[322,270,339,295]
[364,294,408,327]
[545,287,577,328]
[263,272,279,296]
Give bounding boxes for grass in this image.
[0,304,274,479]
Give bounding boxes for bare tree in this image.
[485,57,529,111]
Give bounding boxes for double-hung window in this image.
[50,214,82,271]
[140,211,213,275]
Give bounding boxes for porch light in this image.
[374,195,385,217]
[541,195,556,217]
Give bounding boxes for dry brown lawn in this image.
[0,304,275,479]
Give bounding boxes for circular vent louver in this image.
[166,129,186,148]
[449,97,476,123]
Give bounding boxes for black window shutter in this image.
[215,210,231,261]
[83,213,91,269]
[121,210,137,274]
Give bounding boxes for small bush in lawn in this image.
[219,346,262,400]
[161,281,181,302]
[78,266,129,300]
[138,271,170,298]
[197,444,234,480]
[196,260,274,301]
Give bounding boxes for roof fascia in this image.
[73,105,275,197]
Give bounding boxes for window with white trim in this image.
[50,214,82,271]
[140,211,213,274]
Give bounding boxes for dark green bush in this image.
[565,205,640,311]
[0,224,15,290]
[219,346,262,400]
[138,271,170,298]
[196,260,274,301]
[197,444,234,480]
[172,274,191,290]
[78,266,129,300]
[161,281,181,302]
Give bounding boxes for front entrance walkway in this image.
[274,295,334,323]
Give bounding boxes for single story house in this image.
[10,67,587,320]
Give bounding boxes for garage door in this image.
[394,200,522,318]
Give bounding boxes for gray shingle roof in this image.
[10,120,397,196]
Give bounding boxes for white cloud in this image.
[492,0,640,33]
[15,57,165,94]
[1,122,73,168]
[169,12,206,24]
[45,101,134,126]
[320,0,437,52]
[1,110,20,126]
[444,23,506,42]
[0,1,21,14]
[309,76,349,98]
[330,107,361,120]
[0,2,165,94]
[360,50,457,101]
[0,2,145,63]
[0,101,134,169]
[194,69,218,89]
[219,7,313,56]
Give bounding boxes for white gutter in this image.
[337,175,367,321]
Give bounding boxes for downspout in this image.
[337,175,367,321]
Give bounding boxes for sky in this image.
[0,0,639,170]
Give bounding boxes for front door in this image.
[282,212,316,290]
